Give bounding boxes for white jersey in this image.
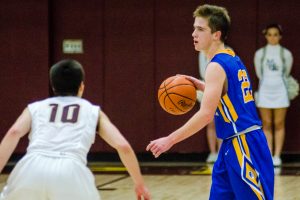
[1,96,101,200]
[27,96,100,164]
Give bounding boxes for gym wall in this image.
[0,0,299,154]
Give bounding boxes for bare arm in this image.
[98,111,150,200]
[254,50,262,79]
[284,49,293,76]
[0,108,31,172]
[147,62,226,158]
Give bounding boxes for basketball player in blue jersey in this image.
[147,4,274,200]
[0,59,150,200]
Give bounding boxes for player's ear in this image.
[51,87,56,95]
[78,82,85,97]
[213,31,222,41]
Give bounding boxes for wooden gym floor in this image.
[91,162,300,200]
[1,160,300,199]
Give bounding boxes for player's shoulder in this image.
[282,46,293,57]
[215,49,235,57]
[78,98,101,113]
[79,98,100,107]
[213,49,237,64]
[28,98,50,107]
[77,97,91,104]
[212,49,236,66]
[28,97,100,110]
[27,98,52,114]
[254,47,265,56]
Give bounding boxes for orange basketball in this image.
[158,76,197,115]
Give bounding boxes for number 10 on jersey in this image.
[49,104,80,123]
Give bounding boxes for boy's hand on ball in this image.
[176,74,205,91]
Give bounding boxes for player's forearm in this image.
[117,146,144,185]
[169,110,212,145]
[254,54,262,79]
[0,130,21,173]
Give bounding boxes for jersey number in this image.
[238,69,254,103]
[49,104,80,123]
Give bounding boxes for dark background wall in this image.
[0,0,299,154]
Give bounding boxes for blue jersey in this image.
[209,50,274,200]
[211,49,262,139]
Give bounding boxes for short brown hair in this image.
[193,4,231,42]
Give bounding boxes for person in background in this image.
[198,51,221,163]
[254,23,293,167]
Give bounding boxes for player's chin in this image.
[194,45,201,51]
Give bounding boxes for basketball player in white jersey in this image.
[0,59,150,200]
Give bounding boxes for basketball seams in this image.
[158,77,177,89]
[166,93,195,114]
[167,93,196,101]
[163,94,184,114]
[165,83,195,91]
[162,79,169,112]
[158,76,196,115]
[158,84,195,100]
[162,79,185,114]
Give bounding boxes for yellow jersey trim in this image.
[222,94,238,122]
[217,103,230,123]
[232,136,265,200]
[215,49,235,57]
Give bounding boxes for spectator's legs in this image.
[207,122,217,154]
[259,108,273,154]
[273,108,287,158]
[206,121,220,163]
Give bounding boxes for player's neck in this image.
[205,42,225,60]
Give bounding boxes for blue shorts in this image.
[210,130,274,200]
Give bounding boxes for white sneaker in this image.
[206,153,218,163]
[274,167,282,175]
[272,156,282,167]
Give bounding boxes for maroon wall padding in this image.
[215,0,259,82]
[49,0,106,151]
[256,0,300,152]
[155,0,207,153]
[0,0,49,153]
[1,0,300,154]
[103,0,155,152]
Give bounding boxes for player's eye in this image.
[194,27,203,31]
[267,33,279,37]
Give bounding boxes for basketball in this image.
[158,75,197,115]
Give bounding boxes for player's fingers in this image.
[147,141,160,152]
[151,145,160,156]
[185,76,198,83]
[146,141,154,151]
[145,191,151,200]
[146,144,151,151]
[147,142,159,153]
[183,74,199,82]
[154,149,162,158]
[154,152,161,158]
